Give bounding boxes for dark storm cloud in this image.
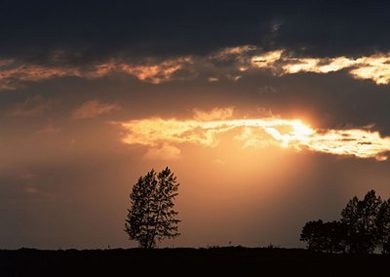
[0,0,273,64]
[1,1,389,65]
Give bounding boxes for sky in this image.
[1,0,390,249]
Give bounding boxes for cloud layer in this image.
[1,46,390,91]
[0,57,193,90]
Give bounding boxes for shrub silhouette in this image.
[301,190,390,254]
[125,167,180,248]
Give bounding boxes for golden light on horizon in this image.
[117,109,390,161]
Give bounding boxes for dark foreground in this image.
[1,247,390,276]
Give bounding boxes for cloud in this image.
[115,58,193,84]
[1,45,390,90]
[72,100,120,119]
[250,50,390,85]
[118,108,390,161]
[5,95,50,117]
[143,144,181,160]
[196,45,390,85]
[250,50,284,69]
[210,45,258,61]
[1,2,389,88]
[90,57,193,84]
[0,59,81,90]
[349,55,390,85]
[193,107,234,121]
[208,77,219,82]
[0,57,194,91]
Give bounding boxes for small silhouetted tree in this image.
[301,220,326,252]
[341,190,382,254]
[377,199,390,253]
[125,167,180,248]
[300,220,347,253]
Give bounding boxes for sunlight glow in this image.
[118,112,390,161]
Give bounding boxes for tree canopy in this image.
[301,190,390,254]
[125,167,180,248]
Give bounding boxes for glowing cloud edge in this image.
[117,115,390,161]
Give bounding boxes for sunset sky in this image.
[1,1,390,249]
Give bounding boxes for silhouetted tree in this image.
[326,221,348,253]
[377,199,390,254]
[125,167,180,248]
[341,190,382,254]
[300,220,347,253]
[301,220,326,252]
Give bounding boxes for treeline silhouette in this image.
[301,190,390,254]
[126,168,390,254]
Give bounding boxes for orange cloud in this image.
[1,46,390,89]
[0,60,82,90]
[193,107,234,121]
[118,109,390,161]
[116,57,192,84]
[250,50,284,69]
[208,77,219,82]
[251,50,390,85]
[349,55,390,85]
[207,46,390,85]
[0,57,193,91]
[90,57,193,84]
[211,45,257,60]
[72,100,120,119]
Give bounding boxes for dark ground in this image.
[1,247,390,276]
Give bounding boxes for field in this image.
[1,247,390,276]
